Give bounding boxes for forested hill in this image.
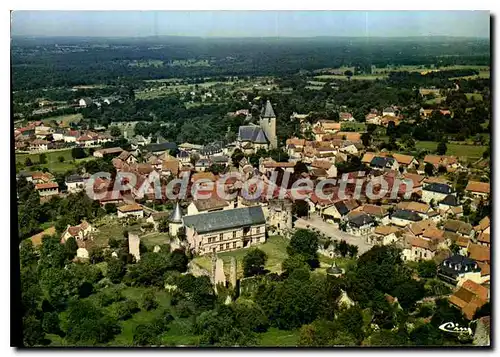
[11,36,490,90]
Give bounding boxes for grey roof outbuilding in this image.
[183,206,265,234]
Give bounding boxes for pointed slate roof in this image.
[238,125,269,144]
[254,129,268,144]
[261,100,276,118]
[169,201,183,223]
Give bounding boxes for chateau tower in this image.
[259,100,278,149]
[168,201,183,237]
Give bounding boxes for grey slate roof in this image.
[440,194,459,206]
[169,202,183,223]
[238,125,269,144]
[438,254,480,279]
[144,142,177,153]
[424,183,453,194]
[370,156,395,169]
[334,201,349,216]
[261,100,276,118]
[392,209,422,222]
[182,206,265,234]
[65,174,84,183]
[348,213,374,228]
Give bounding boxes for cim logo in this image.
[438,322,472,335]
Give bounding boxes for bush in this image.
[176,299,195,318]
[112,299,140,321]
[96,287,124,307]
[58,156,65,163]
[141,290,159,311]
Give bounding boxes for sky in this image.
[11,11,490,38]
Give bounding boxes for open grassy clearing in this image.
[314,74,386,81]
[257,327,300,346]
[465,93,484,101]
[415,141,487,158]
[15,148,96,173]
[341,122,366,132]
[140,232,172,248]
[41,113,83,127]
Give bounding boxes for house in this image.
[162,156,180,177]
[93,147,124,158]
[345,212,375,236]
[369,157,399,171]
[391,209,423,227]
[35,182,59,197]
[210,155,230,167]
[310,160,337,178]
[449,280,489,320]
[143,142,178,156]
[438,255,483,285]
[76,135,96,147]
[260,161,295,175]
[117,203,144,218]
[61,221,95,243]
[286,138,306,158]
[365,113,381,125]
[63,130,79,143]
[444,219,473,238]
[322,199,359,222]
[401,236,438,261]
[236,100,278,153]
[117,150,138,164]
[183,206,266,255]
[354,204,390,225]
[65,174,87,193]
[438,195,463,218]
[146,211,170,231]
[334,131,361,142]
[78,97,93,107]
[474,216,490,241]
[422,183,454,204]
[368,225,401,245]
[29,139,49,152]
[392,153,418,171]
[423,155,461,172]
[396,201,439,221]
[465,181,490,199]
[187,197,231,216]
[339,112,355,122]
[382,106,397,117]
[177,150,191,164]
[467,243,490,264]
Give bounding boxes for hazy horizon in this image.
[11,11,490,39]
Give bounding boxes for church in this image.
[236,100,278,154]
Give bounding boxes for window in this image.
[212,247,216,253]
[226,243,230,250]
[219,244,223,251]
[208,237,212,243]
[233,231,236,239]
[256,227,261,234]
[219,234,223,241]
[233,242,236,249]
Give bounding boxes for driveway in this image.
[294,214,373,255]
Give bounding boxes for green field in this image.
[41,113,83,127]
[314,74,386,81]
[415,141,487,158]
[16,148,96,173]
[258,328,300,346]
[341,122,366,132]
[140,232,172,248]
[465,93,484,101]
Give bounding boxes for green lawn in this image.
[42,113,83,127]
[415,141,487,158]
[16,148,96,173]
[465,93,484,101]
[193,235,290,278]
[257,327,300,346]
[141,232,172,248]
[341,122,366,132]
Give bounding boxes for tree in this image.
[133,324,159,346]
[57,156,65,163]
[71,147,87,160]
[231,148,244,166]
[344,70,353,80]
[141,290,159,311]
[25,157,33,166]
[243,248,268,277]
[23,315,45,347]
[104,203,117,214]
[65,299,121,344]
[112,299,140,320]
[157,218,169,233]
[437,141,448,155]
[287,229,319,269]
[20,239,37,267]
[417,260,437,278]
[42,312,61,335]
[110,126,121,137]
[107,258,126,283]
[292,200,309,218]
[424,163,434,176]
[39,153,47,165]
[361,132,372,147]
[64,236,79,260]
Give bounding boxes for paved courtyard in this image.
[294,214,373,255]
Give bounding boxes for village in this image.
[16,94,491,338]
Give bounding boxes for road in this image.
[294,214,373,255]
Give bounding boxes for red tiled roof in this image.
[117,203,143,213]
[465,181,490,194]
[35,182,58,190]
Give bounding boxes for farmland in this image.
[15,148,95,173]
[415,141,487,159]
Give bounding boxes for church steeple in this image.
[261,100,276,118]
